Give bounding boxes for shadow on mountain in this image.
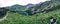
[0,8,9,18]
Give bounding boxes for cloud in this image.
[0,0,48,7]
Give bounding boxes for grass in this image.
[0,9,60,24]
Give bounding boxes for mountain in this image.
[0,0,60,16]
[26,3,34,7]
[5,4,26,11]
[1,0,60,24]
[23,0,60,15]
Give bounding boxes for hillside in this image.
[6,0,60,16]
[0,0,60,24]
[0,5,60,24]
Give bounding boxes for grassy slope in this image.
[0,4,60,24]
[0,8,60,24]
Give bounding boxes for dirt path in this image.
[0,11,9,21]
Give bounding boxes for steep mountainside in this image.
[1,0,60,15]
[0,0,60,24]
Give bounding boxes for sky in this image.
[0,0,49,7]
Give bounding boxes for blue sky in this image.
[0,0,50,7]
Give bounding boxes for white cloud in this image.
[0,0,48,7]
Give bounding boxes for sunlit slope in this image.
[0,6,60,24]
[0,0,60,24]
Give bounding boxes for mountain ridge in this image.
[0,0,60,15]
